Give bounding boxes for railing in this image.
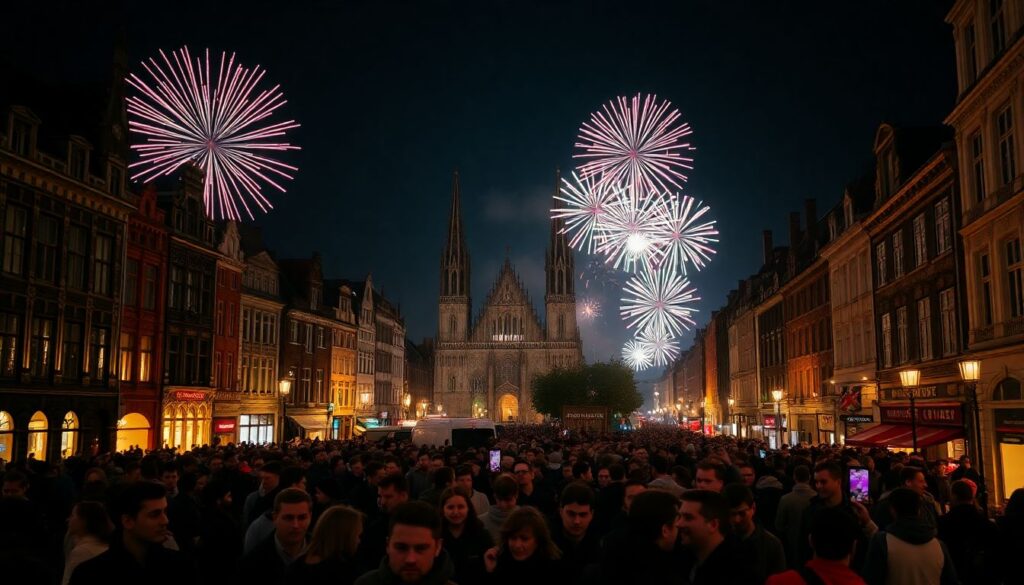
[971,325,995,343]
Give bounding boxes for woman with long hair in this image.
[440,487,493,585]
[285,504,362,585]
[483,506,561,584]
[62,501,113,585]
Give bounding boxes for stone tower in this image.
[545,169,578,342]
[438,171,471,343]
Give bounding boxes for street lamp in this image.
[403,393,411,421]
[899,368,921,454]
[772,389,784,448]
[278,378,292,443]
[728,398,736,436]
[958,359,987,507]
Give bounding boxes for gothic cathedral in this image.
[433,171,583,422]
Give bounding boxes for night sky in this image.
[4,1,956,382]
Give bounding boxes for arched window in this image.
[448,376,456,392]
[27,411,47,460]
[0,411,13,461]
[61,411,79,458]
[993,377,1022,401]
[449,315,456,339]
[116,413,150,452]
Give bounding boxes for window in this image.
[964,23,978,84]
[0,314,18,378]
[109,165,123,197]
[881,313,893,368]
[166,335,180,384]
[2,206,28,275]
[65,226,88,290]
[216,301,224,335]
[169,267,183,310]
[214,351,222,389]
[997,104,1015,186]
[225,353,233,390]
[10,118,30,156]
[913,214,927,267]
[139,335,153,382]
[311,286,321,311]
[317,326,325,348]
[315,369,324,402]
[238,414,274,445]
[990,0,1006,54]
[70,146,86,180]
[183,337,196,383]
[198,339,210,385]
[917,298,932,360]
[119,332,135,382]
[90,327,109,382]
[876,242,887,285]
[892,231,904,279]
[301,367,312,400]
[940,288,957,356]
[935,199,952,254]
[227,302,235,337]
[981,252,994,326]
[33,215,59,283]
[30,318,54,378]
[124,259,139,307]
[970,131,986,203]
[896,307,908,364]
[142,265,157,310]
[92,234,113,295]
[1008,238,1024,318]
[993,377,1022,401]
[290,321,299,343]
[305,324,313,353]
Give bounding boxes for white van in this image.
[412,417,496,448]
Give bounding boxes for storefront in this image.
[763,413,788,449]
[994,407,1024,502]
[331,415,354,440]
[817,414,836,445]
[115,413,151,452]
[846,401,965,457]
[161,389,213,451]
[212,417,237,445]
[238,414,275,444]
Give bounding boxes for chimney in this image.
[762,230,773,265]
[788,212,801,248]
[804,198,818,241]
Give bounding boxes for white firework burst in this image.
[622,339,654,371]
[553,171,621,255]
[653,194,719,274]
[637,327,680,367]
[594,186,669,273]
[578,298,602,321]
[620,267,699,338]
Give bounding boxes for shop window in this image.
[60,411,79,458]
[994,377,1022,401]
[27,411,47,461]
[116,413,150,452]
[0,411,13,461]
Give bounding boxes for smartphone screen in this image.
[848,467,870,504]
[489,449,501,473]
[758,449,767,459]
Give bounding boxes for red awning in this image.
[846,424,964,448]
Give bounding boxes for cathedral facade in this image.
[433,172,583,422]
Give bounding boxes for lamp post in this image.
[403,393,411,421]
[728,398,735,436]
[278,378,292,443]
[772,389,784,448]
[899,368,921,454]
[958,359,987,507]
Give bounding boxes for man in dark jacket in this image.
[237,487,312,585]
[600,489,686,584]
[70,481,196,585]
[552,482,602,583]
[723,483,786,582]
[936,479,1001,585]
[679,489,751,585]
[355,501,456,585]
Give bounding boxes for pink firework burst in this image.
[126,46,301,221]
[653,194,719,274]
[574,93,695,194]
[553,171,621,255]
[578,298,602,321]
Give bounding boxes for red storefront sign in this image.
[763,414,787,429]
[174,390,207,401]
[213,418,236,433]
[879,402,964,427]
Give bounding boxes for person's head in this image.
[273,487,313,547]
[572,461,592,481]
[561,463,574,481]
[809,506,859,563]
[512,460,533,487]
[1,470,28,498]
[160,462,179,492]
[349,456,365,477]
[492,474,519,509]
[500,506,560,562]
[416,453,430,471]
[69,501,114,541]
[900,466,927,495]
[722,484,756,536]
[650,455,671,477]
[200,478,233,510]
[958,455,972,469]
[888,487,922,521]
[813,461,843,501]
[559,482,595,539]
[793,464,811,485]
[383,456,402,477]
[306,505,363,561]
[280,465,307,490]
[440,487,478,531]
[623,479,647,512]
[366,461,386,485]
[608,463,626,482]
[950,479,976,507]
[208,455,224,473]
[738,463,756,487]
[694,460,726,492]
[386,502,443,583]
[628,489,682,551]
[432,467,455,490]
[84,467,108,485]
[259,461,283,492]
[379,474,410,513]
[678,490,728,552]
[454,464,474,494]
[114,481,170,544]
[430,454,445,471]
[596,466,611,488]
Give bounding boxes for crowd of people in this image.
[1,423,1023,585]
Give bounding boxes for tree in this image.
[531,360,643,419]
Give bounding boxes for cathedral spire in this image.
[546,168,574,297]
[440,170,470,298]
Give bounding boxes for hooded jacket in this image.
[353,549,457,585]
[863,517,957,585]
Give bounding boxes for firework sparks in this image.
[620,267,699,338]
[622,339,654,371]
[637,327,680,367]
[126,46,301,220]
[574,93,695,194]
[578,298,602,321]
[553,171,621,255]
[594,185,669,272]
[653,194,719,274]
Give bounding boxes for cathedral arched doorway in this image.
[498,393,519,422]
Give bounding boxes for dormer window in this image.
[311,285,321,311]
[9,117,32,156]
[843,198,853,227]
[108,163,124,197]
[69,144,87,180]
[828,215,838,240]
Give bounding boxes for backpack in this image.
[798,566,827,585]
